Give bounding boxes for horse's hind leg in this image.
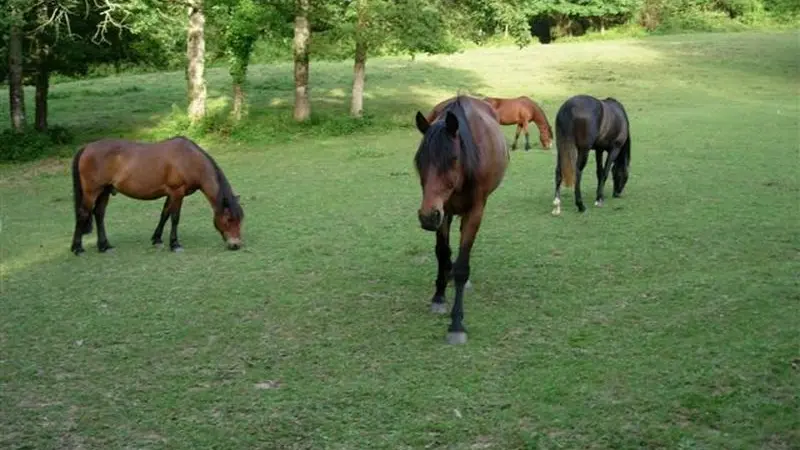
[168,196,185,252]
[522,121,532,151]
[574,150,589,212]
[511,125,521,151]
[70,218,88,255]
[552,163,563,216]
[94,187,114,252]
[431,214,453,314]
[594,150,606,207]
[150,198,171,247]
[71,189,97,255]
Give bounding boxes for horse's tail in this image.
[618,133,631,169]
[556,133,577,188]
[71,146,92,234]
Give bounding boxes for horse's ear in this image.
[445,111,459,136]
[415,111,429,134]
[234,194,240,201]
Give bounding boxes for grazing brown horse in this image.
[482,96,553,151]
[70,136,244,255]
[413,95,510,345]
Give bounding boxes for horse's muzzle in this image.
[227,237,242,250]
[418,209,443,232]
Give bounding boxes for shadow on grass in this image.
[0,57,488,157]
[629,31,800,86]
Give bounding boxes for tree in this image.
[318,0,459,118]
[211,0,293,120]
[293,0,311,122]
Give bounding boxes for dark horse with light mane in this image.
[70,136,244,254]
[414,95,509,344]
[552,94,631,215]
[482,96,553,151]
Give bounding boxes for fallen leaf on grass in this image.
[254,380,281,390]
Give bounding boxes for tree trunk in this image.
[232,83,245,120]
[34,66,50,132]
[186,0,207,123]
[350,0,368,118]
[8,20,26,132]
[293,0,311,122]
[350,41,367,118]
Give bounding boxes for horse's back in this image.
[460,97,509,191]
[556,95,603,147]
[557,95,628,150]
[77,137,211,198]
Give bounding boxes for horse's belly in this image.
[112,170,169,200]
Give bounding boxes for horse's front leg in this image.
[596,147,621,206]
[447,202,485,345]
[430,214,453,314]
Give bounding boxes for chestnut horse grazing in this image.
[552,94,631,215]
[70,136,244,255]
[413,95,509,345]
[482,96,553,151]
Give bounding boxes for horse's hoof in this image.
[98,244,114,253]
[153,243,164,249]
[551,208,561,216]
[446,332,467,345]
[171,246,184,253]
[72,247,85,256]
[613,192,622,198]
[594,199,604,207]
[577,205,586,213]
[430,302,448,314]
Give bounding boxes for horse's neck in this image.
[198,174,222,213]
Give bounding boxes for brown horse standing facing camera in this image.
[482,96,553,151]
[70,136,244,255]
[413,95,509,345]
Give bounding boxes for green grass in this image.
[1,31,799,449]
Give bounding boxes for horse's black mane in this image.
[414,96,481,180]
[178,136,244,220]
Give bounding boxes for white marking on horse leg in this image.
[446,331,467,345]
[551,197,562,216]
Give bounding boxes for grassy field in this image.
[1,31,799,449]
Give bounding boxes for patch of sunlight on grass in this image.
[1,237,73,279]
[327,87,348,98]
